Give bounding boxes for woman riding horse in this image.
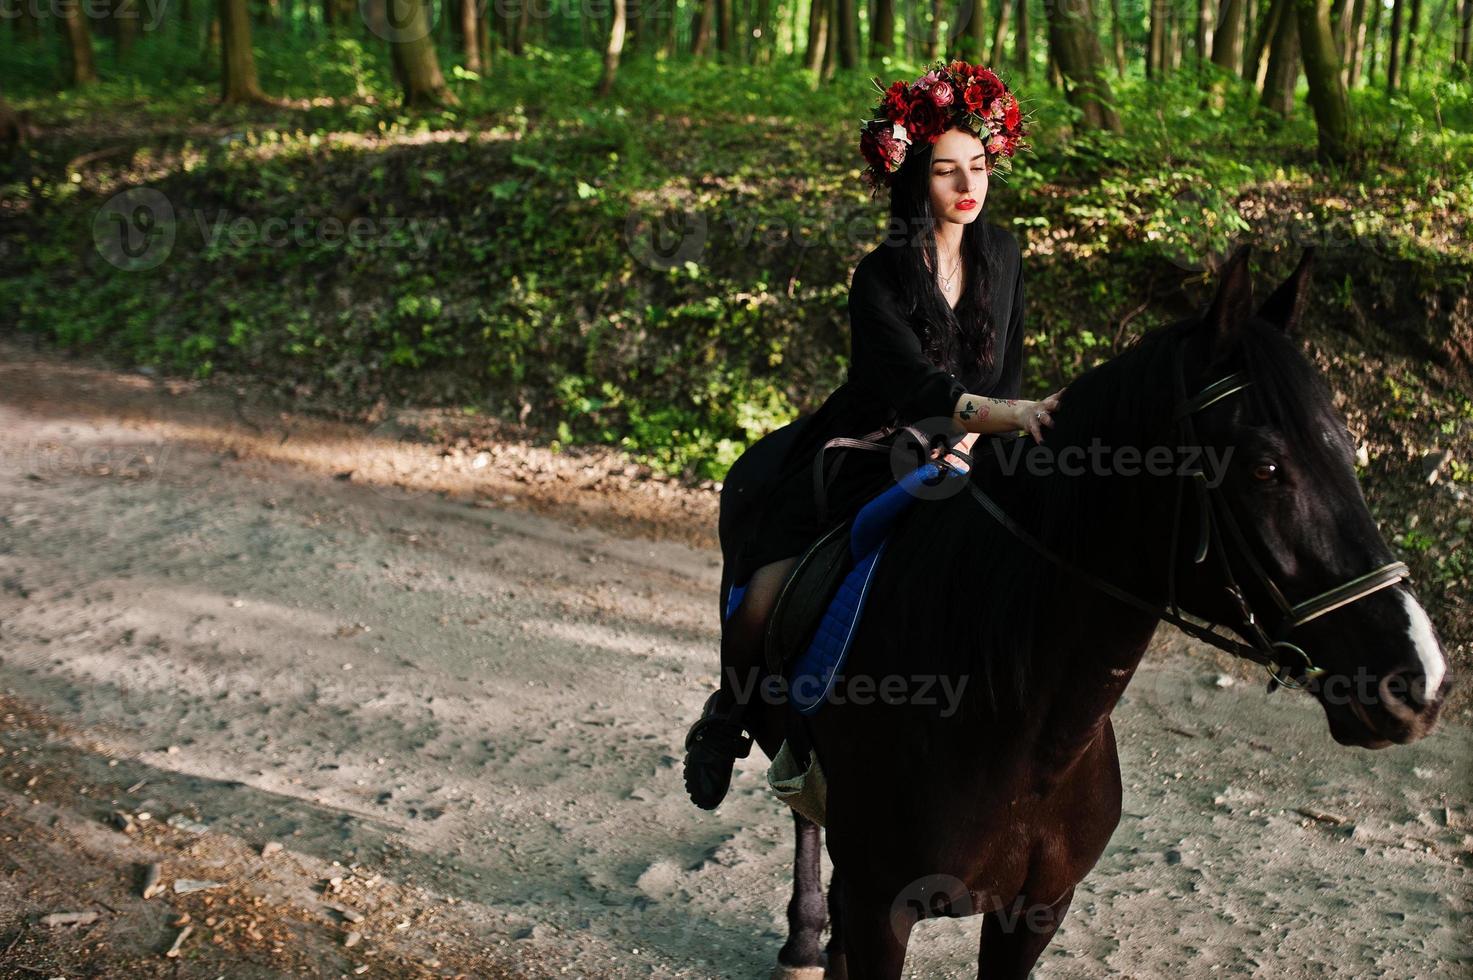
[683,61,1065,810]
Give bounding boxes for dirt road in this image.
[0,343,1468,978]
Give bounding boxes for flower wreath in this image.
[858,59,1030,196]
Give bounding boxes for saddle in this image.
[760,439,973,715]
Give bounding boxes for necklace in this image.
[935,246,962,293]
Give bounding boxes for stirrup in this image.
[684,692,753,759]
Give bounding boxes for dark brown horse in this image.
[718,246,1452,979]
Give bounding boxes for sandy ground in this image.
[0,342,1470,979]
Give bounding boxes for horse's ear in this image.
[1205,244,1255,357]
[1256,248,1316,334]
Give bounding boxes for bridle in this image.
[949,340,1411,693]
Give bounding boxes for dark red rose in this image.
[881,80,912,124]
[904,97,945,143]
[978,68,1005,101]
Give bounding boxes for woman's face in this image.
[927,127,989,225]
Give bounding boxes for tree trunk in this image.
[1261,0,1298,112]
[461,0,481,71]
[597,0,625,94]
[1015,0,1029,74]
[925,0,942,58]
[1242,0,1257,71]
[1345,0,1366,85]
[1148,0,1169,75]
[12,0,41,40]
[966,0,988,59]
[868,0,893,57]
[58,0,99,85]
[1297,0,1350,160]
[694,0,714,55]
[833,0,857,66]
[1244,0,1284,83]
[716,0,733,56]
[1197,0,1215,71]
[508,0,528,54]
[219,0,266,101]
[1169,0,1184,68]
[1213,0,1245,67]
[118,0,141,60]
[1045,0,1122,129]
[1401,0,1421,79]
[801,0,823,67]
[388,0,455,105]
[1385,0,1403,90]
[1109,0,1126,72]
[822,0,837,78]
[991,0,1011,64]
[1458,0,1472,65]
[480,6,493,66]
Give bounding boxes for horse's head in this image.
[1172,245,1451,748]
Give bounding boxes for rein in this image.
[813,347,1411,693]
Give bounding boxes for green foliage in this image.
[1,49,1469,483]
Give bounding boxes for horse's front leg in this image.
[976,884,1075,980]
[974,714,1121,977]
[774,810,828,979]
[823,866,846,979]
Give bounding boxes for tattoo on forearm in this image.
[958,396,986,421]
[956,395,1017,422]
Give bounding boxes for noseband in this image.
[958,341,1411,693]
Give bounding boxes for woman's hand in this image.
[1017,387,1065,444]
[928,430,979,468]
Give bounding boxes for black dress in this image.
[722,221,1028,589]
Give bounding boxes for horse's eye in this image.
[1253,461,1279,481]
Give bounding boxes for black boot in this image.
[682,690,753,810]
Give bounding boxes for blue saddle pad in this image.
[720,457,971,715]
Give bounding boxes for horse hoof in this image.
[769,966,825,980]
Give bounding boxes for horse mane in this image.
[866,302,1350,725]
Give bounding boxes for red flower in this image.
[963,82,987,113]
[881,80,912,124]
[1003,98,1021,131]
[978,67,1005,101]
[904,98,945,143]
[860,119,907,174]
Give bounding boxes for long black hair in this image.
[880,128,999,383]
